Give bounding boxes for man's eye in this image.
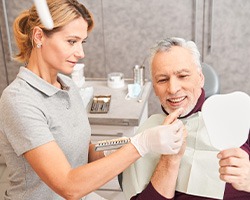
[179,75,189,78]
[82,40,87,44]
[157,79,167,83]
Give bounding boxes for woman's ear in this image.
[32,26,44,47]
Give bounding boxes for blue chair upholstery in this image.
[202,63,220,98]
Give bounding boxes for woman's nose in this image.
[75,44,85,59]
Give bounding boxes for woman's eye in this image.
[68,40,77,45]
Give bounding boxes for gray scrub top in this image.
[0,67,91,199]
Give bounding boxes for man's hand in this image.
[218,148,250,192]
[162,108,187,159]
[150,108,187,198]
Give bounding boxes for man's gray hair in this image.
[149,37,201,73]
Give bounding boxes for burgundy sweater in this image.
[130,89,250,200]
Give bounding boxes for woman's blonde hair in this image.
[13,0,94,63]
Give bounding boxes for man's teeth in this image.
[169,97,185,103]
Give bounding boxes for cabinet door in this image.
[101,0,196,80]
[90,125,136,195]
[0,28,8,95]
[203,0,250,95]
[0,0,33,95]
[0,2,8,95]
[82,0,197,80]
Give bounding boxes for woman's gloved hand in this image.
[130,108,185,157]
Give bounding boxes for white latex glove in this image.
[130,119,184,157]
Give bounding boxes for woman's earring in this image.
[37,43,42,48]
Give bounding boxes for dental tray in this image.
[90,95,111,113]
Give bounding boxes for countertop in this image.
[83,80,152,126]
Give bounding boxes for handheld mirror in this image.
[202,91,250,150]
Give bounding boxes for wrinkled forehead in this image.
[151,48,200,74]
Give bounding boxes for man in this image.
[122,37,250,200]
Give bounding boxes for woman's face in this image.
[41,17,88,75]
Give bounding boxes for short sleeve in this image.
[0,90,54,156]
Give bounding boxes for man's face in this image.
[151,46,205,116]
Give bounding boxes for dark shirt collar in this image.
[161,88,206,118]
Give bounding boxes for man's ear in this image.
[32,26,44,46]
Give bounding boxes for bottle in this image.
[133,65,145,86]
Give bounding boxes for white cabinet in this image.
[85,80,152,199]
[90,125,147,199]
[91,125,137,142]
[90,126,131,199]
[201,0,250,94]
[0,0,25,96]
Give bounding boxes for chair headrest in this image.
[202,63,220,98]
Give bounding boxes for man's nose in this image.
[168,78,181,94]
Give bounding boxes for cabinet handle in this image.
[207,0,214,54]
[0,26,10,84]
[91,132,123,137]
[192,0,198,43]
[2,0,13,61]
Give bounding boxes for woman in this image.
[0,0,185,199]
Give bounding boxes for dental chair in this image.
[118,62,220,190]
[202,63,220,98]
